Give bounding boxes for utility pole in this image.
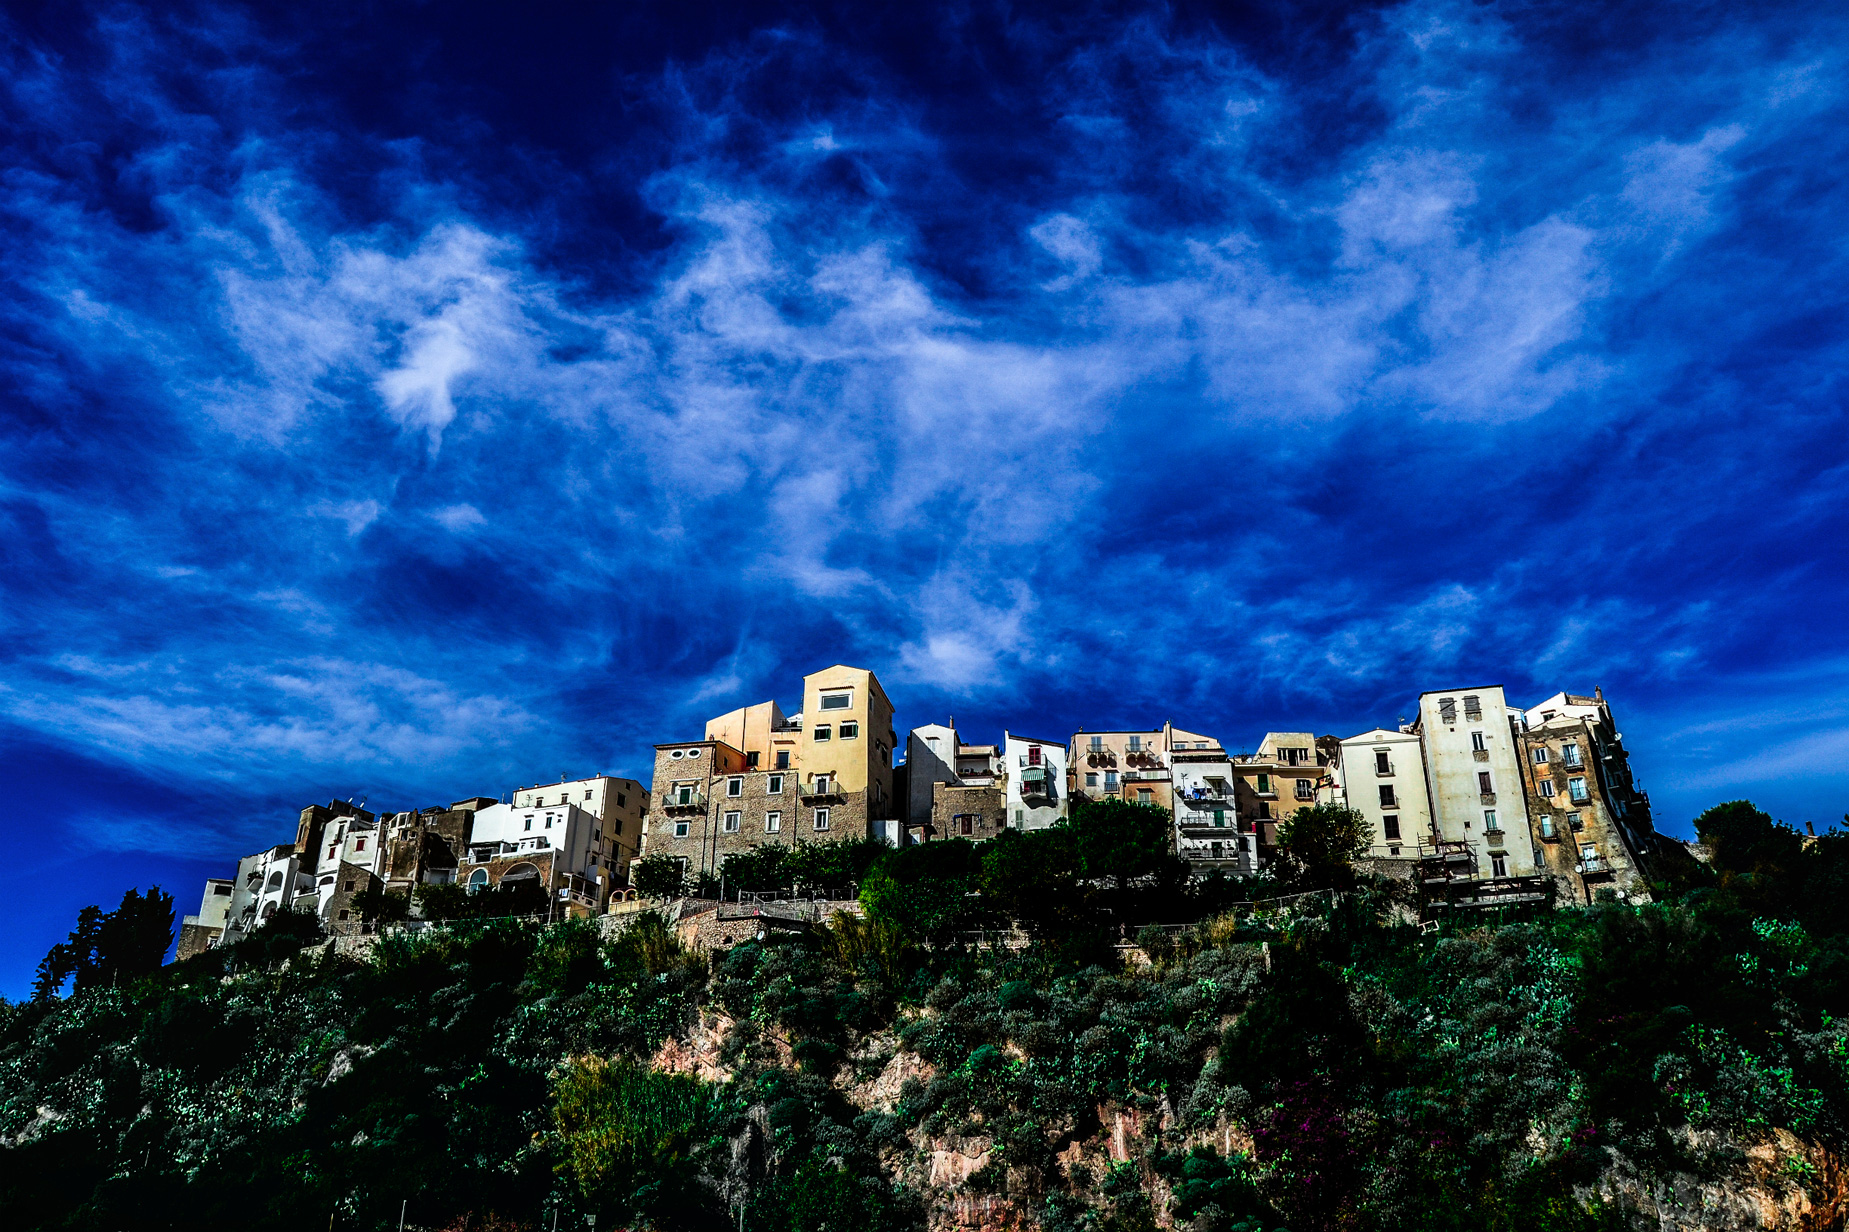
[399,1200,406,1232]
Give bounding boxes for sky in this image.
[3,0,1847,996]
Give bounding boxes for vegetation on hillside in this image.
[1,800,1845,1231]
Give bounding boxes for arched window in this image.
[468,868,490,888]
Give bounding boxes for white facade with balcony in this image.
[1415,686,1540,879]
[1172,753,1255,875]
[1003,732,1067,830]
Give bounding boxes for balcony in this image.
[1480,792,1496,805]
[801,780,846,800]
[1176,787,1236,806]
[1472,749,1490,762]
[1483,827,1504,840]
[1123,769,1170,782]
[1085,750,1116,766]
[1577,856,1612,877]
[661,791,706,811]
[1375,764,1395,776]
[1177,813,1235,835]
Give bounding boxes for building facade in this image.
[510,776,647,881]
[462,798,607,915]
[176,878,233,959]
[642,665,898,881]
[1338,727,1434,857]
[1415,687,1540,880]
[1171,741,1254,874]
[1003,732,1067,830]
[1229,731,1330,854]
[1518,691,1656,904]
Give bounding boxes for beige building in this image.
[1229,731,1332,853]
[1414,686,1540,880]
[1338,727,1433,857]
[641,665,897,885]
[1519,689,1655,904]
[1070,722,1220,812]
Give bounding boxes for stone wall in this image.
[932,781,1007,841]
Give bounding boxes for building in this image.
[462,798,607,916]
[1229,731,1332,854]
[1070,722,1221,811]
[509,775,647,881]
[642,665,899,882]
[1003,732,1067,830]
[176,878,233,959]
[1414,687,1541,880]
[1338,727,1434,858]
[219,844,314,945]
[1170,738,1255,874]
[1518,690,1656,904]
[903,721,961,839]
[381,799,494,897]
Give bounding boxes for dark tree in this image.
[1067,798,1178,890]
[1273,804,1372,892]
[630,854,687,899]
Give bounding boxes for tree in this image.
[977,827,1089,940]
[32,888,175,999]
[1273,804,1371,892]
[631,854,687,899]
[859,838,991,943]
[1695,800,1804,888]
[1067,799,1178,890]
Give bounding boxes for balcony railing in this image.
[1480,791,1497,805]
[1577,857,1611,876]
[661,791,707,811]
[1177,814,1235,834]
[1375,764,1395,776]
[800,781,846,800]
[1472,749,1490,762]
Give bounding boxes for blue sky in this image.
[3,0,1847,996]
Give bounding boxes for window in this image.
[1483,810,1498,829]
[746,751,760,770]
[1383,814,1401,840]
[617,792,627,807]
[819,691,852,710]
[1089,736,1103,751]
[766,811,782,833]
[723,811,741,833]
[544,814,554,828]
[1375,749,1391,774]
[687,748,700,758]
[1128,735,1143,751]
[673,820,690,838]
[813,808,830,831]
[1568,777,1589,803]
[1257,773,1271,793]
[1378,784,1398,808]
[1567,811,1583,830]
[1540,779,1556,797]
[840,721,859,739]
[1028,745,1042,765]
[1439,697,1457,723]
[1492,854,1508,877]
[670,749,684,759]
[1463,695,1482,720]
[1137,788,1154,803]
[1258,802,1271,819]
[1295,778,1315,801]
[343,880,355,892]
[1562,743,1582,767]
[1540,815,1556,839]
[1478,771,1493,794]
[1104,771,1118,788]
[1212,809,1226,827]
[1532,746,1550,764]
[327,844,338,859]
[1284,747,1310,766]
[879,742,889,766]
[1472,731,1487,752]
[584,789,593,800]
[727,777,743,797]
[958,815,975,836]
[355,837,366,851]
[814,725,832,742]
[337,909,350,921]
[1086,772,1098,787]
[1015,808,1024,824]
[768,774,784,794]
[676,786,694,804]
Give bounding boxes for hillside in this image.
[4,800,1848,1231]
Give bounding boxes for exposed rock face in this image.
[641,1015,1846,1231]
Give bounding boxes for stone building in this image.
[1518,690,1656,905]
[1337,727,1434,858]
[642,665,898,884]
[1414,687,1542,880]
[932,779,1008,840]
[176,878,233,959]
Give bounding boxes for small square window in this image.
[766,811,782,833]
[1085,772,1098,786]
[776,750,790,769]
[727,777,743,797]
[584,789,593,800]
[343,880,355,892]
[355,838,366,851]
[337,909,349,921]
[768,774,784,793]
[839,721,859,739]
[745,751,760,769]
[814,726,832,742]
[1540,780,1557,797]
[813,808,830,831]
[674,821,690,838]
[723,811,741,833]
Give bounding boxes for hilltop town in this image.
[177,664,1669,956]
